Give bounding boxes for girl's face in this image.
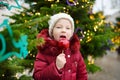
[52,18,73,41]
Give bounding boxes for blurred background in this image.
[0,0,120,80]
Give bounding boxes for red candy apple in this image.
[58,38,69,49]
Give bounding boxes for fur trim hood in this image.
[37,29,80,56]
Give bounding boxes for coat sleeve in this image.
[33,52,62,80]
[77,52,88,80]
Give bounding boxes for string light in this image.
[87,1,90,4]
[87,30,90,32]
[56,0,59,2]
[80,39,82,41]
[63,7,66,10]
[29,20,32,22]
[65,11,68,13]
[23,71,26,75]
[35,12,40,16]
[87,55,94,64]
[51,4,54,7]
[2,74,4,77]
[26,12,33,16]
[24,20,27,23]
[98,20,104,26]
[86,36,92,42]
[31,63,33,66]
[89,14,95,20]
[28,51,31,53]
[81,5,84,8]
[98,13,105,19]
[75,20,79,24]
[30,54,32,56]
[22,13,25,16]
[48,0,54,1]
[84,31,86,34]
[15,73,19,79]
[90,33,93,36]
[94,25,98,32]
[46,14,49,16]
[28,26,31,28]
[111,46,117,52]
[76,2,79,5]
[8,57,12,60]
[110,24,115,29]
[111,36,120,44]
[33,55,35,57]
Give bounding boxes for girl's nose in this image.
[61,28,66,33]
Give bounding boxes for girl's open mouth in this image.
[60,35,66,39]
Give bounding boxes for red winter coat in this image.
[33,29,88,80]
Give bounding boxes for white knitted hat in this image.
[48,13,74,37]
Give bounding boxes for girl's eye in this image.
[66,27,70,29]
[56,26,61,28]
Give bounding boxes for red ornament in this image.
[58,38,69,49]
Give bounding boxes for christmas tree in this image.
[112,17,120,54]
[0,0,116,79]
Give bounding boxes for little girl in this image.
[33,13,88,80]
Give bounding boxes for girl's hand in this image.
[56,52,66,70]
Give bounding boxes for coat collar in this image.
[37,29,80,56]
